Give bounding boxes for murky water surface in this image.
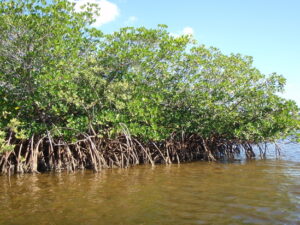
[0,144,300,225]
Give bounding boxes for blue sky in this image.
[75,0,300,106]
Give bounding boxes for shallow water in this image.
[0,145,300,225]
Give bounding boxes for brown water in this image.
[1,147,300,224]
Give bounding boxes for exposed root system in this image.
[0,132,268,175]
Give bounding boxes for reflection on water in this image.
[1,147,300,224]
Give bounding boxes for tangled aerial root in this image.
[0,131,267,175]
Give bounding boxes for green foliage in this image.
[0,0,299,145]
[0,118,27,154]
[0,130,14,153]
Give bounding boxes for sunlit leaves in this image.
[0,0,299,144]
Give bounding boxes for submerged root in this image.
[0,132,263,175]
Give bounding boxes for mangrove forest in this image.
[0,0,299,175]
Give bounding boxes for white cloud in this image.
[171,26,195,37]
[124,16,138,25]
[72,0,120,27]
[182,27,194,36]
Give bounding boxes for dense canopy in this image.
[0,0,299,174]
